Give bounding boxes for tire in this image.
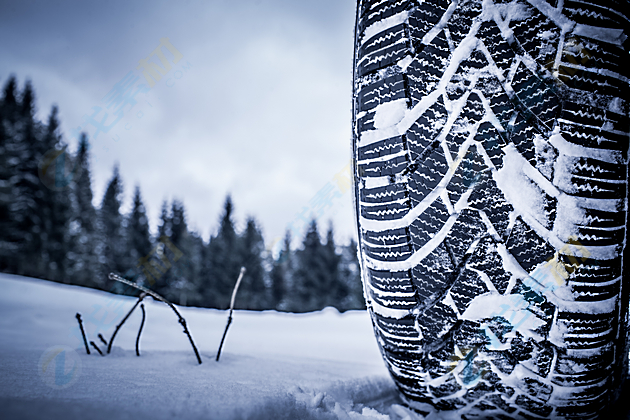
[351,1,630,418]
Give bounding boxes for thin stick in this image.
[90,341,104,356]
[216,267,246,362]
[98,333,108,347]
[108,273,202,364]
[107,292,147,354]
[136,303,146,357]
[76,313,90,355]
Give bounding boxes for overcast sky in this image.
[0,0,358,251]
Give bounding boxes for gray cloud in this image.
[0,0,358,247]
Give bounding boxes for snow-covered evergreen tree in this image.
[269,230,293,310]
[42,106,72,283]
[322,224,346,309]
[338,239,365,311]
[237,217,267,310]
[202,195,242,309]
[0,77,20,273]
[126,186,152,278]
[291,219,329,312]
[67,134,99,287]
[99,165,126,290]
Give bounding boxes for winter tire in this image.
[351,0,630,418]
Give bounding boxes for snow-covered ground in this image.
[0,273,425,420]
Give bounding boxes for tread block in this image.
[363,226,409,247]
[359,41,411,77]
[361,200,411,221]
[561,36,630,80]
[468,238,512,294]
[558,120,629,152]
[359,0,415,38]
[359,155,408,178]
[468,176,513,238]
[408,147,448,203]
[444,209,486,267]
[557,311,615,349]
[488,92,515,130]
[360,182,408,205]
[360,23,409,58]
[368,267,415,294]
[447,0,482,44]
[511,64,561,129]
[553,347,614,386]
[358,135,405,161]
[449,268,490,314]
[446,148,488,204]
[509,112,538,166]
[566,174,627,199]
[475,122,509,169]
[563,0,627,29]
[358,73,407,112]
[417,300,459,343]
[357,109,376,132]
[408,0,451,45]
[478,20,516,75]
[406,95,448,157]
[571,156,625,181]
[407,31,450,105]
[506,217,555,273]
[412,243,455,302]
[561,101,629,134]
[558,65,630,98]
[409,198,450,251]
[510,4,560,67]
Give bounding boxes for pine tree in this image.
[322,223,345,309]
[151,199,172,296]
[68,134,99,287]
[339,239,365,311]
[237,217,267,310]
[11,80,47,279]
[99,165,126,290]
[126,186,153,281]
[164,199,194,305]
[157,200,171,238]
[0,76,20,272]
[203,195,242,309]
[184,230,205,307]
[291,219,328,312]
[269,230,293,310]
[42,106,73,282]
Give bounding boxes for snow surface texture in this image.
[0,273,429,420]
[353,0,629,418]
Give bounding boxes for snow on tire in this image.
[351,0,629,418]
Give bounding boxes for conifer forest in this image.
[0,76,365,312]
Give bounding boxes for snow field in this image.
[0,273,432,420]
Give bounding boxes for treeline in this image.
[0,76,365,312]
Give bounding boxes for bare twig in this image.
[216,267,246,362]
[108,273,202,364]
[98,333,108,347]
[76,313,90,355]
[107,292,147,354]
[90,341,104,356]
[136,303,146,357]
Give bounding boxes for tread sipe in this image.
[351,0,630,418]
